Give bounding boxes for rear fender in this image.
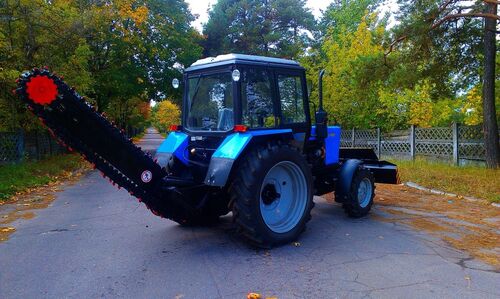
[204,129,293,187]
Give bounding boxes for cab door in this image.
[274,70,310,141]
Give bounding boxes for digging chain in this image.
[14,68,188,222]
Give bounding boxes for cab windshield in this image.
[185,72,234,131]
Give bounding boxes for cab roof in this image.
[185,53,304,72]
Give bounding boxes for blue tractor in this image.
[15,54,399,247]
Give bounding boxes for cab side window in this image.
[241,68,276,128]
[278,74,306,124]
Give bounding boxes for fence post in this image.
[47,131,53,156]
[377,127,381,158]
[34,131,40,160]
[452,122,459,166]
[410,125,416,160]
[351,128,355,147]
[17,130,25,162]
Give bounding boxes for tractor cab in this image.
[181,54,311,137]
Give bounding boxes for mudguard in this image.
[155,132,189,168]
[335,159,363,203]
[204,129,292,187]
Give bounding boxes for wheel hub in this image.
[357,178,373,208]
[261,183,281,205]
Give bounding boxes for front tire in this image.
[229,143,314,247]
[339,168,375,218]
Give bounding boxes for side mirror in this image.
[172,78,180,89]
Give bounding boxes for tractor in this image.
[15,54,399,247]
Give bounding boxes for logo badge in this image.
[141,170,153,183]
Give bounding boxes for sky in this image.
[185,0,399,33]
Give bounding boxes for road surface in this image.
[1,128,498,298]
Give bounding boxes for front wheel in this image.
[339,168,375,218]
[229,143,314,248]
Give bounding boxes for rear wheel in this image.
[229,143,313,247]
[339,168,375,218]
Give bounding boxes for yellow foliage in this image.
[153,100,181,133]
[119,3,149,25]
[321,14,385,127]
[409,102,433,128]
[462,87,483,126]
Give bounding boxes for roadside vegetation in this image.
[0,154,86,201]
[394,158,500,203]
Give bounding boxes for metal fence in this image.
[340,123,494,165]
[0,131,66,163]
[1,127,145,164]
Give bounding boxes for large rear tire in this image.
[229,143,314,248]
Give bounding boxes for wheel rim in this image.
[259,161,308,233]
[357,178,373,208]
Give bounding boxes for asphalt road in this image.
[1,129,499,299]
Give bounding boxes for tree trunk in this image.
[482,3,499,168]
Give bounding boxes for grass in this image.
[393,158,500,203]
[0,154,85,201]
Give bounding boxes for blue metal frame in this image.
[310,126,341,165]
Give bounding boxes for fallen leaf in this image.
[465,275,471,288]
[1,227,15,233]
[247,293,261,299]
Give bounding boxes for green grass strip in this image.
[393,158,500,203]
[0,154,84,201]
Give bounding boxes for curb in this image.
[404,182,499,208]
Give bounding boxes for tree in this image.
[482,1,499,168]
[301,0,383,120]
[0,0,202,133]
[80,0,202,110]
[390,0,499,167]
[203,0,315,59]
[319,0,382,40]
[151,100,181,133]
[320,14,391,129]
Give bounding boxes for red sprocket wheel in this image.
[26,75,58,105]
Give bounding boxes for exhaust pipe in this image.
[315,69,328,139]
